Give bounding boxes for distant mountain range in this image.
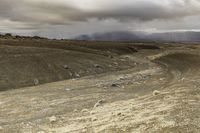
[75,31,200,42]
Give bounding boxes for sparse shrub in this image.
[5,33,12,37]
[15,35,21,39]
[2,33,13,38]
[33,36,41,39]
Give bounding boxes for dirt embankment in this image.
[0,39,160,91]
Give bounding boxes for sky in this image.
[1,0,200,38]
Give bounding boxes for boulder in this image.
[153,90,160,96]
[63,65,69,69]
[49,116,57,123]
[94,64,101,68]
[33,79,39,85]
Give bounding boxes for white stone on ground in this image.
[153,90,160,96]
[49,116,57,123]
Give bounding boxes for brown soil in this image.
[0,39,199,133]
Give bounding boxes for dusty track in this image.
[0,41,200,132]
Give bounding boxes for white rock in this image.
[119,77,126,80]
[94,64,101,68]
[81,109,89,113]
[37,131,45,133]
[92,117,98,121]
[73,109,78,112]
[75,72,80,78]
[49,116,57,123]
[93,99,105,108]
[81,129,87,133]
[33,79,39,85]
[69,72,73,77]
[94,102,101,108]
[63,65,69,69]
[65,88,71,91]
[153,90,160,96]
[159,78,165,81]
[90,110,95,114]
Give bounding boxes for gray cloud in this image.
[88,0,200,21]
[0,0,200,37]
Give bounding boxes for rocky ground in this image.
[0,39,199,133]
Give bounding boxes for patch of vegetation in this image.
[0,33,47,40]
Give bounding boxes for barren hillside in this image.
[0,39,199,133]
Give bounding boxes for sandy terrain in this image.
[0,39,199,133]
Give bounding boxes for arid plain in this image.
[0,38,199,132]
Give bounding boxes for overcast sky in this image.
[1,0,200,38]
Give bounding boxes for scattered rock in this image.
[81,128,87,133]
[96,83,102,88]
[33,79,39,85]
[73,109,78,112]
[94,64,101,68]
[111,83,120,87]
[92,117,98,121]
[109,55,114,58]
[49,116,57,123]
[75,72,80,78]
[103,86,108,89]
[159,78,165,81]
[94,102,101,108]
[113,62,118,66]
[117,112,122,116]
[181,77,185,81]
[69,72,73,77]
[120,59,126,62]
[119,76,126,80]
[90,110,95,114]
[108,64,112,67]
[81,109,89,113]
[65,88,71,91]
[94,99,105,108]
[63,65,69,69]
[153,90,160,96]
[37,131,45,133]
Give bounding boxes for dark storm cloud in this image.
[0,0,200,37]
[0,0,80,25]
[1,0,200,24]
[87,0,200,21]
